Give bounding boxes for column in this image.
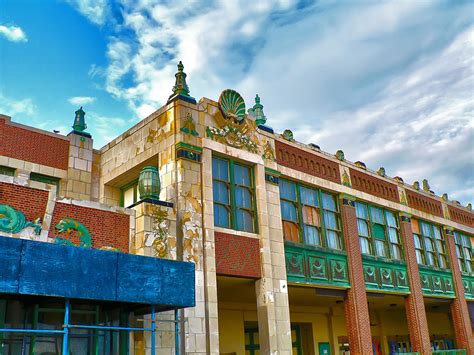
[444,227,474,352]
[339,194,373,355]
[399,214,432,354]
[65,132,93,200]
[255,164,292,354]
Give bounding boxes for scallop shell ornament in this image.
[218,89,246,124]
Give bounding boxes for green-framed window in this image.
[279,179,343,250]
[120,180,139,207]
[453,231,473,274]
[0,165,15,177]
[411,219,449,269]
[212,156,256,233]
[355,202,403,260]
[30,173,60,194]
[244,327,260,354]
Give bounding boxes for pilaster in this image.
[339,194,373,355]
[399,213,432,354]
[444,227,474,351]
[65,132,93,200]
[255,163,292,354]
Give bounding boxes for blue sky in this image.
[0,0,473,205]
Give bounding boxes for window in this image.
[454,231,473,274]
[279,179,342,250]
[412,219,449,270]
[354,202,402,260]
[212,156,256,233]
[30,173,60,194]
[120,180,139,207]
[0,165,15,177]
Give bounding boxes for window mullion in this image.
[295,183,304,243]
[317,189,327,248]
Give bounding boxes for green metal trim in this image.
[285,242,350,288]
[419,265,455,298]
[175,141,203,153]
[362,255,410,293]
[30,172,60,194]
[0,165,15,177]
[461,274,474,300]
[265,167,281,176]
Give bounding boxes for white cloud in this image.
[71,1,473,203]
[0,93,36,117]
[65,0,109,25]
[0,24,27,42]
[68,96,97,105]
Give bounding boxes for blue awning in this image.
[0,235,195,309]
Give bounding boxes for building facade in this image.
[0,62,473,354]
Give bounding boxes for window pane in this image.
[375,240,386,257]
[372,223,386,240]
[303,225,320,246]
[212,157,228,181]
[281,201,298,222]
[302,206,319,226]
[385,211,398,227]
[214,204,229,228]
[438,255,447,269]
[360,237,371,254]
[420,222,432,237]
[416,250,424,264]
[283,221,300,242]
[357,219,369,237]
[355,202,368,219]
[433,226,442,240]
[424,238,434,252]
[300,186,318,207]
[323,211,337,229]
[236,209,254,232]
[279,180,297,201]
[327,230,341,250]
[391,245,402,260]
[234,164,251,186]
[321,193,337,211]
[213,181,229,204]
[370,206,385,224]
[123,187,135,207]
[413,234,421,248]
[388,228,399,244]
[235,186,252,208]
[426,252,436,266]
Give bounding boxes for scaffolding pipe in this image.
[151,305,156,355]
[175,309,180,355]
[62,300,70,354]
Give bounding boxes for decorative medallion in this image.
[282,129,294,141]
[218,89,246,124]
[206,125,258,153]
[342,169,351,187]
[422,179,431,193]
[180,113,199,136]
[335,150,345,161]
[262,141,276,161]
[144,206,170,258]
[400,190,408,206]
[354,161,366,169]
[377,167,386,177]
[412,181,420,190]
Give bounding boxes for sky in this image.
[0,0,473,205]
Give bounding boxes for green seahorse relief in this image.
[0,204,42,235]
[54,218,92,248]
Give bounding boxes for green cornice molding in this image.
[175,141,203,153]
[264,167,281,176]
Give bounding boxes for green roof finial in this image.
[172,61,190,96]
[248,94,266,126]
[73,106,87,132]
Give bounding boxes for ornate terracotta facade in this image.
[0,62,472,354]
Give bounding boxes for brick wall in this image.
[448,205,474,228]
[0,117,69,170]
[215,232,261,278]
[349,168,399,203]
[49,202,130,252]
[406,189,443,218]
[275,141,341,184]
[0,182,48,222]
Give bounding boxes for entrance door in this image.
[318,342,330,355]
[291,325,303,355]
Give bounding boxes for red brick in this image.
[0,182,48,222]
[0,117,69,170]
[215,232,261,279]
[447,205,474,228]
[349,168,399,203]
[405,190,443,218]
[49,202,130,252]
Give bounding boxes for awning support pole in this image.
[62,299,70,354]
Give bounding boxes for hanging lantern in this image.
[138,166,161,200]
